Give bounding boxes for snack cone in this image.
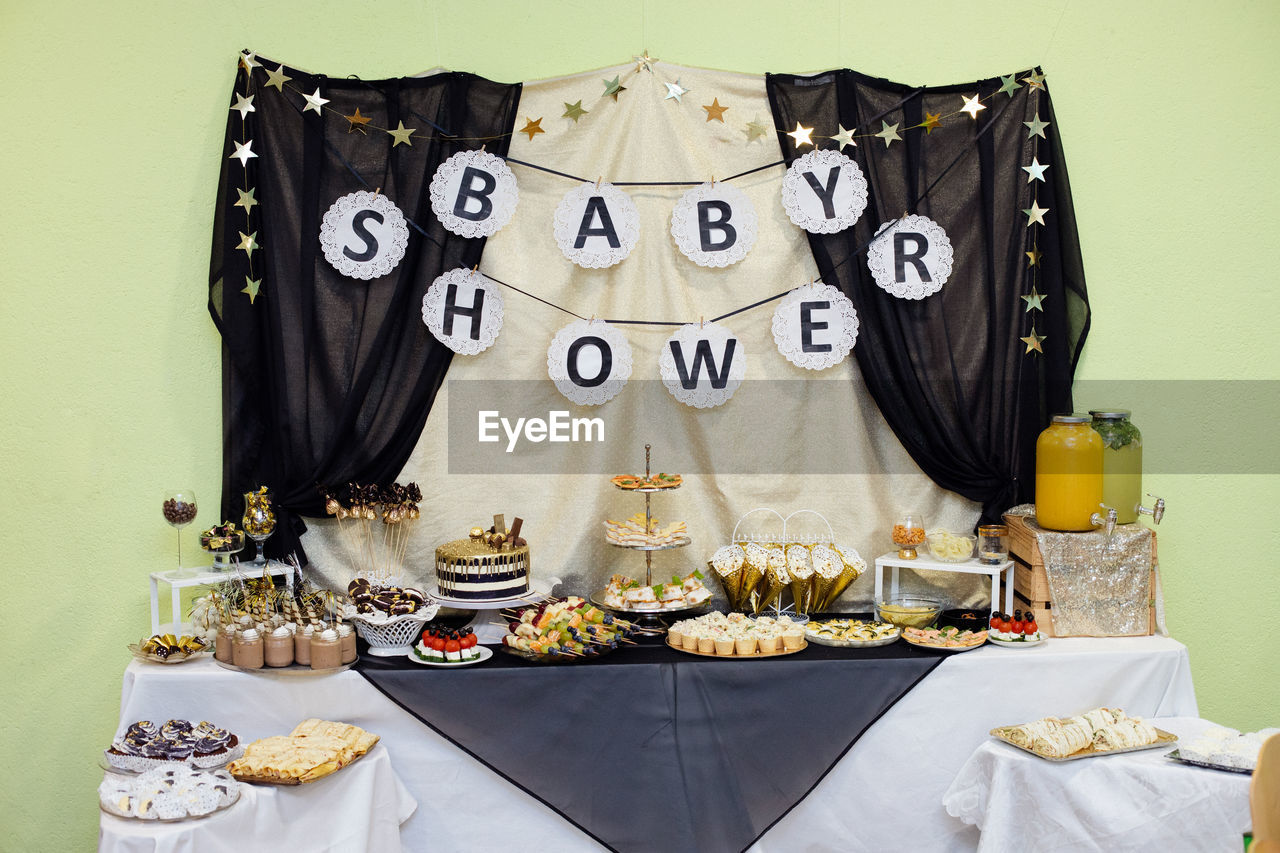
[737,544,768,613]
[709,561,745,609]
[753,566,788,614]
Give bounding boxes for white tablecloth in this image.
[942,716,1252,853]
[98,744,417,853]
[110,636,1195,852]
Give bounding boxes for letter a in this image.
[574,197,621,249]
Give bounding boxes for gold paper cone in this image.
[822,563,863,611]
[738,563,765,612]
[789,579,816,614]
[754,569,787,615]
[709,561,744,608]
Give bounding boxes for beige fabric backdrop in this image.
[301,62,987,609]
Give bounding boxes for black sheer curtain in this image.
[766,68,1089,523]
[209,55,522,560]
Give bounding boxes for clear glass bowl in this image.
[875,595,943,629]
[926,530,976,562]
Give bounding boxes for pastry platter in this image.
[804,619,900,648]
[991,726,1177,762]
[588,591,709,617]
[231,745,372,786]
[666,637,807,658]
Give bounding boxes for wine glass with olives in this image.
[162,489,198,577]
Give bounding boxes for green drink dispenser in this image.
[1088,410,1165,525]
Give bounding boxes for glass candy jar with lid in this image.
[1035,414,1103,531]
[891,513,926,559]
[977,524,1008,566]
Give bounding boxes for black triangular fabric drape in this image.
[208,55,522,560]
[765,68,1089,524]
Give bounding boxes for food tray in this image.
[100,742,245,775]
[589,591,709,617]
[407,646,493,667]
[988,631,1047,648]
[1164,749,1254,774]
[666,637,806,658]
[902,632,988,653]
[605,536,691,552]
[230,741,376,786]
[613,481,682,493]
[989,726,1177,761]
[127,643,208,665]
[213,658,356,676]
[804,627,900,648]
[99,795,239,823]
[498,644,616,665]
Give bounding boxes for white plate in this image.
[988,631,1047,647]
[406,645,493,667]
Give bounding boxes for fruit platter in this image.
[498,596,652,663]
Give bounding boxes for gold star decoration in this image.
[960,94,986,120]
[744,117,770,143]
[230,93,255,120]
[786,122,815,147]
[234,187,258,213]
[633,50,658,74]
[236,230,259,257]
[1020,328,1045,354]
[874,120,902,148]
[602,76,626,101]
[1022,157,1049,183]
[519,117,545,140]
[829,125,857,150]
[998,74,1021,98]
[239,51,260,74]
[1026,247,1042,267]
[302,88,329,115]
[1023,200,1049,226]
[562,100,588,122]
[264,64,291,92]
[921,112,941,134]
[344,107,372,134]
[664,80,688,103]
[229,139,256,167]
[702,98,729,122]
[387,121,415,147]
[1024,113,1051,139]
[1022,70,1046,90]
[242,277,262,305]
[1022,288,1046,312]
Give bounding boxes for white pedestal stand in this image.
[148,561,293,635]
[872,551,1014,615]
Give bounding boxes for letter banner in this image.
[546,319,633,406]
[780,149,868,235]
[552,181,641,269]
[429,149,519,239]
[319,191,410,280]
[658,322,746,408]
[771,281,859,371]
[669,182,758,268]
[421,267,505,355]
[865,214,954,299]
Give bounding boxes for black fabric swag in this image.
[208,56,522,560]
[766,68,1089,523]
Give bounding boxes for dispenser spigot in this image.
[1135,494,1165,524]
[1090,503,1117,539]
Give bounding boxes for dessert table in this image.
[98,744,417,853]
[109,635,1196,852]
[942,716,1253,852]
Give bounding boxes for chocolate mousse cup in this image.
[264,630,294,667]
[232,629,264,669]
[310,630,342,670]
[294,625,313,666]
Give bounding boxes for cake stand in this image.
[429,576,562,644]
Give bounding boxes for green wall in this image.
[2,1,1276,849]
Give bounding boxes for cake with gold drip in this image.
[435,515,530,600]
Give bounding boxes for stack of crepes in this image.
[1000,707,1160,758]
[708,541,865,614]
[227,719,379,784]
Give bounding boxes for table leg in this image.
[149,577,161,636]
[891,565,900,600]
[990,572,999,615]
[874,564,883,608]
[1003,566,1014,615]
[171,584,182,633]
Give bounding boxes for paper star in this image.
[236,230,259,257]
[242,277,262,305]
[1022,70,1046,90]
[787,122,814,147]
[1023,200,1049,226]
[302,88,329,115]
[633,50,658,74]
[874,120,902,148]
[230,93,255,120]
[921,112,941,134]
[998,74,1021,98]
[1026,247,1042,267]
[1025,113,1051,139]
[602,76,626,101]
[960,94,986,120]
[829,125,857,150]
[1022,288,1046,312]
[562,100,588,122]
[264,64,291,92]
[1020,328,1045,354]
[702,98,728,122]
[344,107,372,133]
[239,51,260,73]
[664,80,689,103]
[229,139,257,167]
[387,121,415,147]
[1022,157,1049,183]
[744,117,770,143]
[234,187,258,213]
[519,117,545,140]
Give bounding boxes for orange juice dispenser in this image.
[1088,410,1164,526]
[1035,414,1106,532]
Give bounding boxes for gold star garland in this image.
[232,51,261,305]
[1020,70,1051,357]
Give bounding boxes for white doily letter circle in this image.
[429,149,518,238]
[780,149,868,235]
[670,182,758,268]
[546,320,633,406]
[658,322,746,409]
[319,191,410,280]
[771,281,860,371]
[553,182,640,269]
[866,214,954,300]
[421,268,505,355]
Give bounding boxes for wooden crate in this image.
[1002,513,1157,637]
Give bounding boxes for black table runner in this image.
[357,630,946,853]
